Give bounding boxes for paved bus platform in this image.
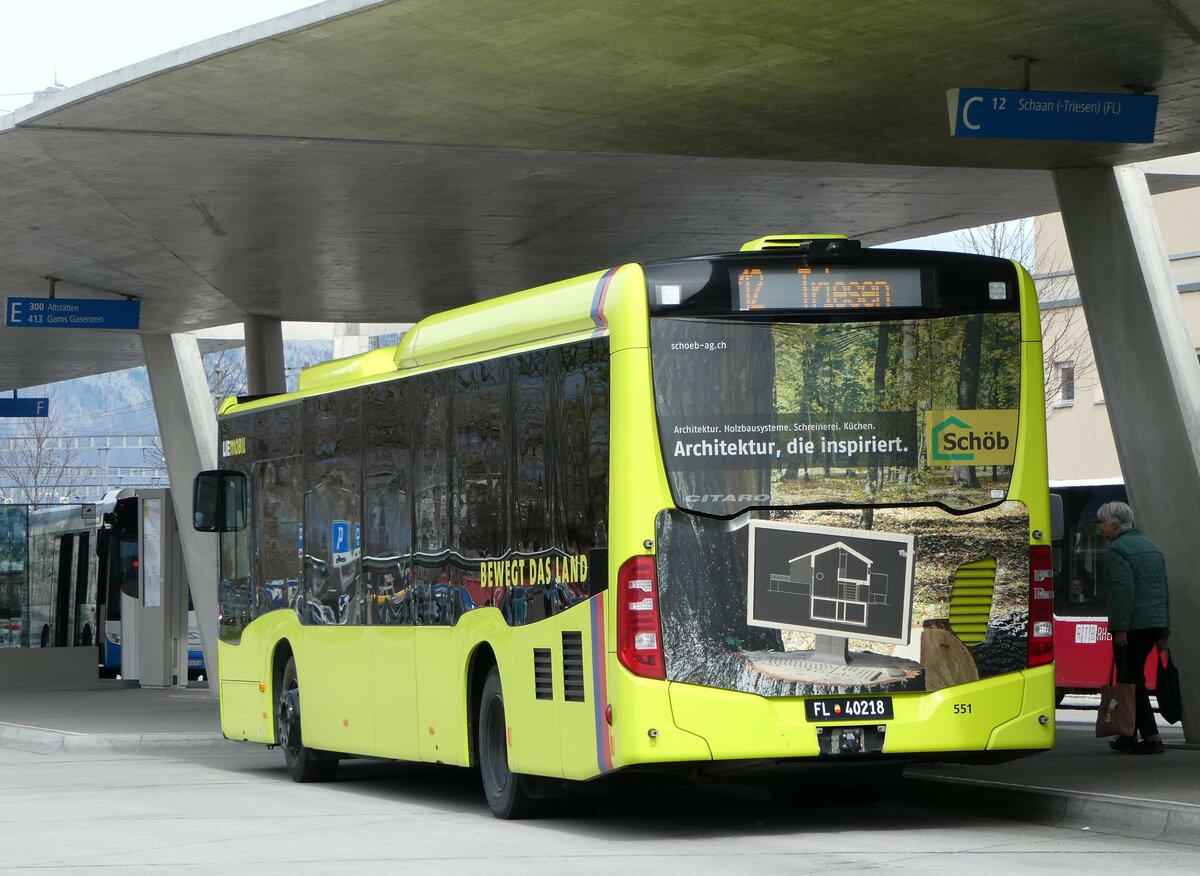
[904,697,1200,844]
[1,683,1196,843]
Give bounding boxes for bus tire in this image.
[478,667,537,819]
[277,657,338,783]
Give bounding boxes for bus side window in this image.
[363,380,414,627]
[302,389,363,626]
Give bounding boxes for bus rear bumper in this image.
[662,664,1055,764]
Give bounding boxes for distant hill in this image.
[0,341,335,501]
[1,341,335,439]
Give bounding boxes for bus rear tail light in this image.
[1027,545,1054,668]
[617,555,666,680]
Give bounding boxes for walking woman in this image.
[1098,501,1171,755]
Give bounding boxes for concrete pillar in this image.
[333,322,370,361]
[141,333,219,696]
[1053,166,1200,742]
[244,315,286,395]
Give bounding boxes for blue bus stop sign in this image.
[947,88,1158,143]
[0,397,50,417]
[6,296,141,330]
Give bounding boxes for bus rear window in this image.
[650,314,1023,516]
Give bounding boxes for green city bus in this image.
[195,234,1054,817]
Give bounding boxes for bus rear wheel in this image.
[277,657,338,783]
[478,667,537,819]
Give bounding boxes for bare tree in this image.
[204,347,249,409]
[954,221,1094,416]
[141,347,249,472]
[0,409,89,503]
[1036,281,1096,418]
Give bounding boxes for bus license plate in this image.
[805,697,893,722]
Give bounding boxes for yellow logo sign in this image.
[925,410,1018,466]
[221,436,247,457]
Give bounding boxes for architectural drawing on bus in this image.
[769,542,890,627]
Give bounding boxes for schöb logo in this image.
[925,410,1018,466]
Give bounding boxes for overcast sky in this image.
[0,1,316,113]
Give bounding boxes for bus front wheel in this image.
[478,667,537,819]
[277,657,338,783]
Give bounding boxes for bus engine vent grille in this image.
[948,558,997,646]
[562,631,586,702]
[533,648,553,700]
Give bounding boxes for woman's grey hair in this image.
[1097,501,1135,530]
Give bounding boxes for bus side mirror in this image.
[193,470,248,533]
[1049,493,1064,542]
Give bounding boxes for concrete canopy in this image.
[3,0,1200,389]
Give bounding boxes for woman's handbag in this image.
[1096,657,1136,738]
[1156,647,1183,724]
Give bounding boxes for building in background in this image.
[1036,187,1200,484]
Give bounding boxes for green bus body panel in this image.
[393,270,612,370]
[219,269,617,416]
[295,347,398,393]
[213,244,1055,784]
[222,595,608,778]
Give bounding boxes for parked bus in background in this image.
[95,489,135,674]
[1050,479,1157,701]
[194,235,1055,817]
[0,506,28,647]
[0,502,100,651]
[96,490,205,679]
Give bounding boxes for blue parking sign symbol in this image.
[332,520,350,553]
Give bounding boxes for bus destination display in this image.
[734,265,922,311]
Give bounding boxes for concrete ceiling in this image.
[3,0,1200,390]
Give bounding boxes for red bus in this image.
[1050,480,1158,701]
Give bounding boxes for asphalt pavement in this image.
[1,683,1196,844]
